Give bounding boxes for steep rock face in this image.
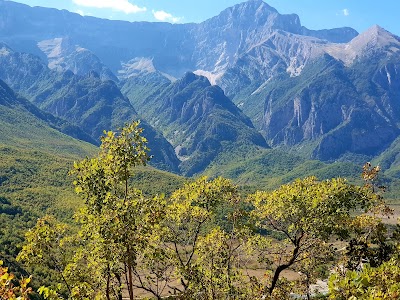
[257,40,400,160]
[191,0,356,90]
[219,31,326,97]
[263,57,356,145]
[38,37,117,81]
[125,72,267,175]
[0,42,52,97]
[0,0,357,84]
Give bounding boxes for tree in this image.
[0,260,32,300]
[153,176,252,299]
[69,121,162,300]
[18,121,396,299]
[248,176,381,297]
[329,255,400,299]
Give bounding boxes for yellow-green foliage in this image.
[329,256,400,299]
[248,176,382,296]
[0,260,32,300]
[14,123,400,300]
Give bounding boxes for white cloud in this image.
[152,10,181,23]
[342,8,350,16]
[72,0,146,14]
[75,9,92,16]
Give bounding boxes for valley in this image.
[1,0,400,299]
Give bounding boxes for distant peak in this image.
[327,24,400,64]
[211,0,277,23]
[205,0,306,36]
[233,0,276,13]
[364,24,390,36]
[351,24,399,48]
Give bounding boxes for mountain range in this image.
[1,0,400,180]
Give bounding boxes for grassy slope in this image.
[0,91,186,267]
[0,99,96,265]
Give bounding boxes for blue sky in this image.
[10,0,400,36]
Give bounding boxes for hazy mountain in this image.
[0,0,356,79]
[0,43,180,172]
[37,37,117,81]
[1,0,400,175]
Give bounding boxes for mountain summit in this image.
[2,0,400,173]
[325,25,400,65]
[0,0,358,80]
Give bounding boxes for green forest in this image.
[2,121,400,300]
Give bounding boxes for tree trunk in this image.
[127,247,135,300]
[106,264,111,300]
[268,239,301,295]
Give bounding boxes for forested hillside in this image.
[1,0,400,298]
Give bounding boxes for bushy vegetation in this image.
[6,122,400,300]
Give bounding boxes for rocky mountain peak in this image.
[211,0,300,32]
[324,25,400,65]
[232,0,277,15]
[351,25,400,50]
[37,37,117,81]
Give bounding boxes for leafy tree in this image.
[248,176,381,297]
[69,121,162,300]
[326,164,399,300]
[163,177,241,297]
[329,255,400,299]
[344,215,394,271]
[133,176,253,300]
[17,121,398,300]
[0,260,32,300]
[190,226,251,299]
